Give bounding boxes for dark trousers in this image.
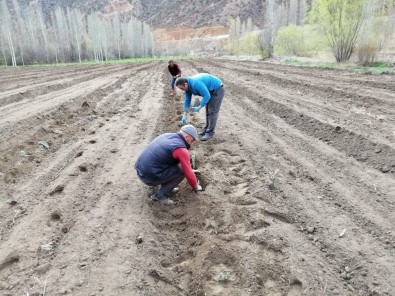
[136,166,184,199]
[203,86,225,136]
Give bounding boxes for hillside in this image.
[16,0,312,56]
[20,0,270,29]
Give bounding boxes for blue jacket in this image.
[183,73,222,111]
[134,133,189,181]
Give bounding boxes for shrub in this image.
[357,14,394,66]
[357,42,379,66]
[256,29,274,60]
[274,24,329,57]
[240,31,261,55]
[309,0,367,62]
[275,25,305,56]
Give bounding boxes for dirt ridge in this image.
[0,59,394,295]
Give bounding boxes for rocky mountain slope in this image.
[21,0,269,29]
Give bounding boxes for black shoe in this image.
[198,131,206,136]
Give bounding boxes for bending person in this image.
[134,125,202,205]
[176,73,225,141]
[168,60,182,96]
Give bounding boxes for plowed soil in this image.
[0,59,394,296]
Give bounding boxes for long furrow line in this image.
[0,63,162,242]
[213,59,395,93]
[0,63,167,295]
[207,59,395,111]
[197,61,395,166]
[218,75,395,294]
[0,62,146,90]
[0,62,153,107]
[194,61,395,148]
[0,63,162,189]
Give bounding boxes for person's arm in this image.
[172,148,198,189]
[181,92,192,125]
[183,91,192,113]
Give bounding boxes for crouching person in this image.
[134,125,202,205]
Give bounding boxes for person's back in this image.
[168,61,182,95]
[187,73,222,93]
[168,62,181,76]
[176,74,225,141]
[135,133,187,181]
[134,125,201,205]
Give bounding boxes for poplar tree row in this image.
[0,0,154,66]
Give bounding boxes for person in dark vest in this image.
[134,125,202,205]
[168,60,182,96]
[176,73,224,141]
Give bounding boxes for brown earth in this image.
[0,59,394,296]
[153,26,229,55]
[153,26,228,42]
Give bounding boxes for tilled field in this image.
[0,59,394,296]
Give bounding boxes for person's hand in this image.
[191,106,201,112]
[195,184,203,192]
[181,115,188,126]
[195,180,203,193]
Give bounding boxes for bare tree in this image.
[1,0,16,66]
[112,15,122,60]
[87,14,101,62]
[228,16,241,55]
[48,11,60,63]
[0,35,7,65]
[54,6,71,62]
[246,17,254,32]
[37,4,50,63]
[24,6,38,61]
[289,0,307,25]
[12,0,25,65]
[257,0,276,59]
[357,0,395,65]
[0,1,154,65]
[67,8,84,63]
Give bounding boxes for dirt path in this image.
[0,60,394,296]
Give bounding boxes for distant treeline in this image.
[0,0,154,66]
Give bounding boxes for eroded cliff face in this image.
[154,25,228,42]
[153,25,229,56]
[97,0,257,55]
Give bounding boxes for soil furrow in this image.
[214,59,395,92]
[199,63,395,174]
[1,59,394,296]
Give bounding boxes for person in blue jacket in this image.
[176,73,225,141]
